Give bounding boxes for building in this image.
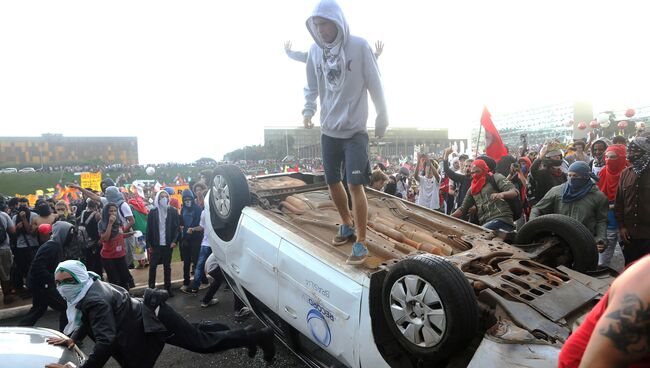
[0,134,138,167]
[264,127,467,160]
[472,101,594,150]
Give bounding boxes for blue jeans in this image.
[482,219,516,232]
[190,246,212,290]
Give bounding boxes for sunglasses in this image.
[55,277,78,286]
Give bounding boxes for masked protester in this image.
[596,145,628,267]
[146,190,180,296]
[32,202,57,245]
[19,222,75,331]
[452,159,519,231]
[531,161,608,257]
[11,197,38,291]
[530,143,568,203]
[615,135,650,265]
[179,190,205,294]
[46,261,276,368]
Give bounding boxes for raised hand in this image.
[374,40,384,57]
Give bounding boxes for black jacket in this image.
[26,222,74,290]
[443,159,471,208]
[72,281,166,368]
[146,207,180,247]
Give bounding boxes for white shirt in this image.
[416,174,440,210]
[199,210,209,247]
[0,212,14,250]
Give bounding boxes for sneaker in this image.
[181,287,198,296]
[234,306,253,323]
[200,298,219,308]
[332,224,355,246]
[346,242,369,265]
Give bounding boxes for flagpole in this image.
[475,123,482,157]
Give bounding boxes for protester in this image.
[573,140,590,163]
[45,260,276,368]
[180,189,205,293]
[97,203,132,290]
[452,159,519,231]
[369,169,389,190]
[615,135,650,265]
[32,202,57,245]
[414,157,440,211]
[182,208,210,295]
[558,255,650,367]
[531,161,608,251]
[147,190,180,296]
[443,147,472,213]
[80,199,103,276]
[54,200,76,225]
[395,167,410,199]
[11,197,38,292]
[383,175,398,197]
[200,253,252,322]
[301,0,388,264]
[19,222,74,331]
[596,144,628,268]
[590,138,609,175]
[0,207,16,304]
[530,142,567,204]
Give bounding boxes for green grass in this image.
[0,167,209,196]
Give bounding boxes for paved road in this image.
[1,286,307,368]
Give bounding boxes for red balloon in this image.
[589,120,599,128]
[625,108,636,118]
[618,120,629,129]
[577,121,587,130]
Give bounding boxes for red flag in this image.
[480,107,507,162]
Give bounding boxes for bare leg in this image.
[348,184,367,243]
[328,182,354,227]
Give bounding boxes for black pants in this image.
[102,257,131,291]
[202,267,244,311]
[12,247,32,289]
[622,238,650,266]
[19,287,68,332]
[181,237,202,286]
[159,303,254,354]
[82,243,103,277]
[149,246,173,290]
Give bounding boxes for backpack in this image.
[487,175,523,222]
[78,210,97,249]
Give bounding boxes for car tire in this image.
[381,254,478,362]
[515,214,597,272]
[209,165,250,241]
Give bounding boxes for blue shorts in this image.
[321,132,370,186]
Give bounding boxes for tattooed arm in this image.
[579,259,650,368]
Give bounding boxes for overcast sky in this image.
[1,1,648,164]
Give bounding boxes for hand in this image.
[490,193,504,202]
[451,209,463,218]
[619,227,631,243]
[596,241,606,253]
[19,211,26,218]
[67,183,81,190]
[47,337,75,349]
[94,212,101,221]
[443,147,454,159]
[187,227,194,234]
[171,242,177,249]
[108,214,116,224]
[284,40,292,51]
[374,40,384,57]
[303,116,313,129]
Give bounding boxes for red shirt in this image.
[100,233,125,259]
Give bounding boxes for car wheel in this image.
[381,255,478,362]
[515,214,597,272]
[209,165,250,241]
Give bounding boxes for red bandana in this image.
[597,144,628,201]
[470,159,491,195]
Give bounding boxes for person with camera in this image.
[11,198,38,293]
[80,199,103,276]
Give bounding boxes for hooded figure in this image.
[98,203,123,239]
[181,189,202,239]
[146,190,180,293]
[100,178,116,194]
[495,155,516,177]
[476,155,497,173]
[597,145,628,201]
[470,159,491,195]
[303,0,388,139]
[563,161,600,203]
[104,186,125,208]
[55,260,100,335]
[21,221,75,332]
[627,136,650,175]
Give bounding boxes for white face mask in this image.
[57,283,83,302]
[159,197,169,207]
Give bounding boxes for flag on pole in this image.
[480,107,508,162]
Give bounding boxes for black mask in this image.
[37,204,52,217]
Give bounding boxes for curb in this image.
[0,279,185,322]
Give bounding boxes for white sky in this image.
[1,1,649,164]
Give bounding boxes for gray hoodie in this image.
[303,0,388,139]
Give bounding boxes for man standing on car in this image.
[302,0,388,264]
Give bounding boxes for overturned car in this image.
[205,165,613,368]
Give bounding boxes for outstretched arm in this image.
[302,46,318,128]
[284,41,308,63]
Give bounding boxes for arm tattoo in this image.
[599,294,650,354]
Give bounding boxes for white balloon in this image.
[146,167,156,176]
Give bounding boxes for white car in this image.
[18,167,36,173]
[0,168,18,174]
[205,165,613,368]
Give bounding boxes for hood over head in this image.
[105,186,125,206]
[51,221,74,247]
[182,189,195,201]
[306,0,349,49]
[100,178,115,192]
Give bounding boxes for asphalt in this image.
[0,283,308,368]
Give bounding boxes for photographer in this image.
[80,199,103,276]
[11,198,38,291]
